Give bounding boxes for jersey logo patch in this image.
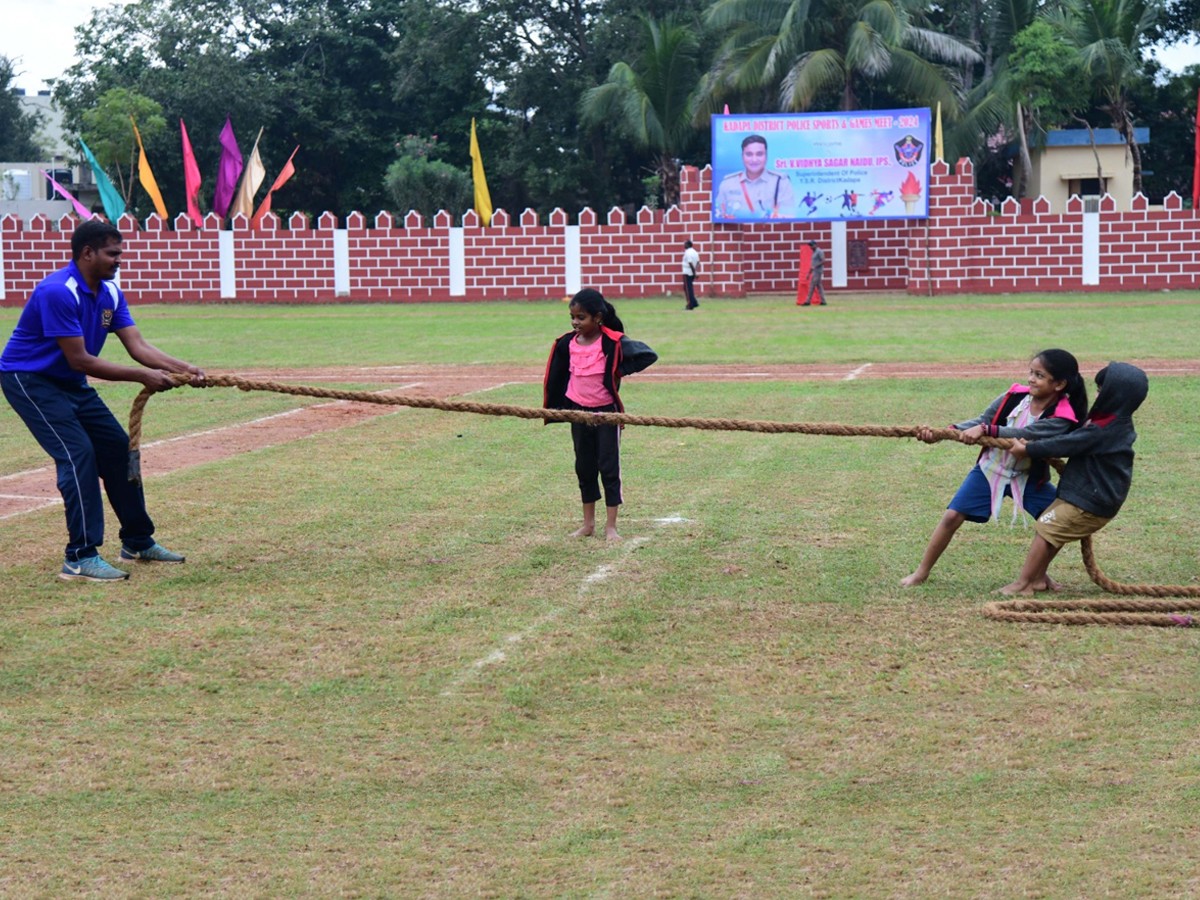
[102,308,114,330]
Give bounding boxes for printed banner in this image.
[711,109,931,223]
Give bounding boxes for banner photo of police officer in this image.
[711,109,931,223]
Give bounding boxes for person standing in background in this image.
[804,240,827,306]
[682,240,700,310]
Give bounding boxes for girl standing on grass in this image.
[901,348,1088,587]
[543,289,657,540]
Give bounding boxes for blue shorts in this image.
[948,465,1057,524]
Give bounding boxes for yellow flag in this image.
[935,102,944,162]
[470,118,493,226]
[131,117,168,218]
[231,127,267,220]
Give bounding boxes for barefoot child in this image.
[902,349,1089,586]
[999,362,1149,595]
[543,289,657,540]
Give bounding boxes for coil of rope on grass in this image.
[127,374,1200,625]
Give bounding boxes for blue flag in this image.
[79,138,127,221]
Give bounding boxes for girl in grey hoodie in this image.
[999,362,1149,595]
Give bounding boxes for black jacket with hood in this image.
[1023,362,1149,518]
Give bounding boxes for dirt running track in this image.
[3,358,1197,521]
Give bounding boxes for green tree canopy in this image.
[383,134,472,219]
[80,88,168,210]
[1005,20,1091,196]
[0,56,45,160]
[580,15,705,207]
[703,0,981,113]
[1051,0,1162,192]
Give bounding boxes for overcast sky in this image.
[3,0,1197,96]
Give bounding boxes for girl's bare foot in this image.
[605,526,621,541]
[900,571,928,587]
[572,525,594,538]
[998,581,1034,596]
[1034,575,1064,592]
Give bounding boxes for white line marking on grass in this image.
[844,363,873,381]
[441,516,689,694]
[466,381,526,394]
[0,410,315,492]
[0,501,61,520]
[0,387,423,521]
[0,467,59,483]
[141,408,306,448]
[640,372,772,379]
[141,386,422,449]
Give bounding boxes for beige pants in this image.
[1033,499,1112,549]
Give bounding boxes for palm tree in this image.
[947,0,1039,190]
[703,0,981,113]
[579,16,704,208]
[1051,0,1160,193]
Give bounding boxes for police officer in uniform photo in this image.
[715,134,796,219]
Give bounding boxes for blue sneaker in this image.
[120,542,186,564]
[60,556,130,582]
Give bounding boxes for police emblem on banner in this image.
[893,134,925,167]
[102,309,114,330]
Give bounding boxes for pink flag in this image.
[40,170,93,219]
[181,119,203,225]
[1192,87,1199,210]
[252,146,299,227]
[212,117,244,218]
[723,104,730,114]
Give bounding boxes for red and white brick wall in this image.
[2,160,1197,306]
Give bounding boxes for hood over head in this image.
[1090,362,1148,419]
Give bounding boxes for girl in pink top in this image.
[543,289,657,540]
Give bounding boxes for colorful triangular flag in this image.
[212,116,243,218]
[78,137,125,221]
[181,118,203,225]
[935,102,944,162]
[40,170,93,219]
[251,146,299,227]
[469,118,493,226]
[131,117,168,218]
[231,127,266,220]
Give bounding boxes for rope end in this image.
[127,449,142,484]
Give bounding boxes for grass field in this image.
[2,292,1199,896]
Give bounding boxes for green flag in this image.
[79,138,126,221]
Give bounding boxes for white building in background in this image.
[1027,127,1151,212]
[1,88,96,221]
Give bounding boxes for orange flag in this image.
[251,146,299,227]
[131,117,168,218]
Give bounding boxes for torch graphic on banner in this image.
[900,172,923,214]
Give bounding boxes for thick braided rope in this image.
[981,595,1200,627]
[981,536,1200,627]
[128,374,1200,623]
[127,373,970,449]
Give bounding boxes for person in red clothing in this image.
[543,289,656,540]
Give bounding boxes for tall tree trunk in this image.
[1123,110,1144,196]
[659,155,680,208]
[1015,101,1033,200]
[1072,115,1105,190]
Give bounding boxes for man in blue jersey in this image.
[0,220,206,582]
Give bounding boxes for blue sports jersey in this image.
[0,261,135,382]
